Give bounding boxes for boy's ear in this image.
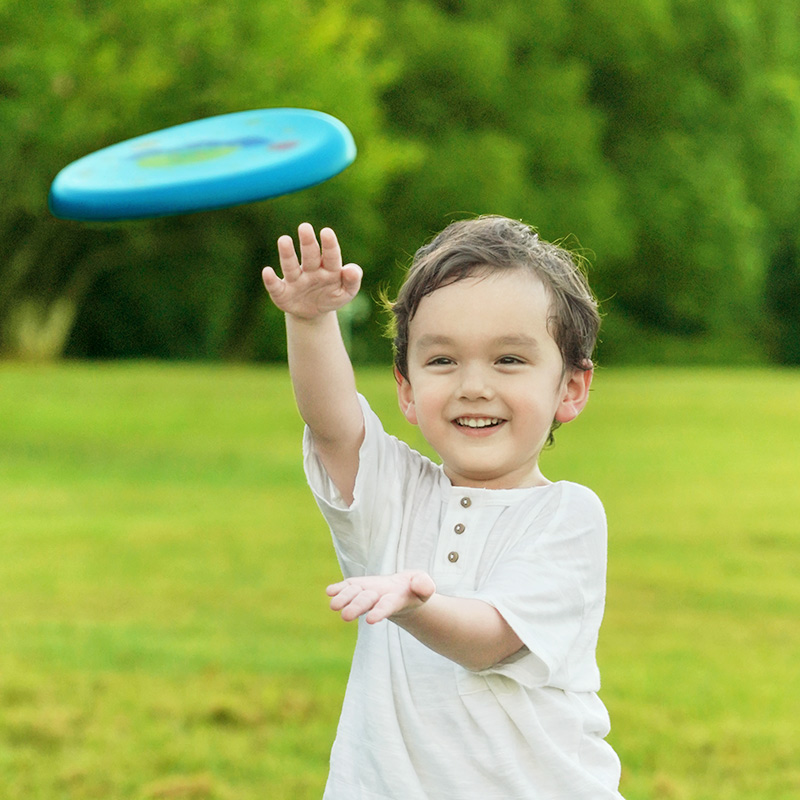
[554,363,593,424]
[395,367,418,425]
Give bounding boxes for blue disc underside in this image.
[49,108,356,221]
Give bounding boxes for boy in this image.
[262,216,624,799]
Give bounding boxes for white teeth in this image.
[456,417,502,428]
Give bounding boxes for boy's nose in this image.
[458,364,494,400]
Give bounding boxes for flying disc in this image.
[49,108,356,221]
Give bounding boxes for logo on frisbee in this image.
[132,136,299,168]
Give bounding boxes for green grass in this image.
[1,362,798,799]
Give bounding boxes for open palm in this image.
[262,223,363,319]
[327,571,437,625]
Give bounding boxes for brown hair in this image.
[388,216,600,382]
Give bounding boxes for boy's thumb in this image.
[410,572,436,602]
[341,263,363,295]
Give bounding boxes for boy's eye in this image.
[426,356,454,366]
[496,356,525,365]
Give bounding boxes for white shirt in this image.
[304,395,624,800]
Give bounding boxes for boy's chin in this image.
[443,463,544,490]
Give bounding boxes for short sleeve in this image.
[473,484,608,691]
[303,394,422,578]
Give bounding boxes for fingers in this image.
[319,227,343,272]
[296,223,342,273]
[261,266,283,299]
[276,223,321,283]
[326,580,347,597]
[364,594,404,625]
[328,581,381,623]
[276,234,301,281]
[275,224,343,281]
[326,572,435,625]
[409,572,436,602]
[326,581,359,608]
[296,222,321,272]
[340,262,363,297]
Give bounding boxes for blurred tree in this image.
[764,236,800,364]
[370,0,800,364]
[0,0,407,359]
[3,0,800,363]
[738,4,800,365]
[568,0,800,362]
[376,0,632,286]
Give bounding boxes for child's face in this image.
[396,269,591,489]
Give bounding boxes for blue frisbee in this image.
[49,108,356,221]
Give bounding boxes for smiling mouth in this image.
[454,417,504,429]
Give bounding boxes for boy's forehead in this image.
[414,332,541,349]
[416,268,550,311]
[408,271,556,346]
[427,264,549,296]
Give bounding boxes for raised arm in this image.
[262,223,364,503]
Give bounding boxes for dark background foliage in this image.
[2,0,799,365]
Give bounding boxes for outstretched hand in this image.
[327,571,436,625]
[262,223,363,319]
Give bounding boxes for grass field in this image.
[1,362,798,799]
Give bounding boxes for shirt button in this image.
[448,551,459,563]
[460,497,471,508]
[454,523,465,534]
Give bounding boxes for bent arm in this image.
[328,572,524,671]
[395,593,524,672]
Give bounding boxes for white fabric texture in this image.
[304,395,624,800]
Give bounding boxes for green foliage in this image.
[0,0,404,360]
[1,362,799,798]
[3,0,800,362]
[570,0,800,361]
[378,0,630,265]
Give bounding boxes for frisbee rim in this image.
[48,108,356,222]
